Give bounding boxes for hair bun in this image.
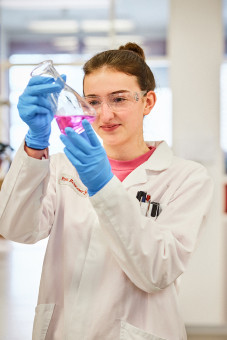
[118,42,145,60]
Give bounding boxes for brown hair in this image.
[83,42,156,92]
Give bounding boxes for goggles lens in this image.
[84,90,147,112]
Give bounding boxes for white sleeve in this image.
[0,143,56,243]
[90,165,214,293]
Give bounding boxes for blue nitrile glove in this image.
[60,119,114,196]
[17,75,66,149]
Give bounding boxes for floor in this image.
[0,237,47,340]
[0,236,226,340]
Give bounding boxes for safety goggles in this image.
[83,90,147,112]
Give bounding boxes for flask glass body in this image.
[31,60,96,134]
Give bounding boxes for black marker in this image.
[150,202,160,218]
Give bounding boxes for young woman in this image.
[0,43,213,340]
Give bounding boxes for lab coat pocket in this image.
[120,320,166,340]
[32,303,55,340]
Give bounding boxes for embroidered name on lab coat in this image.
[59,174,88,197]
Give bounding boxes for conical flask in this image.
[31,60,96,134]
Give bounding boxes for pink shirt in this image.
[108,147,156,182]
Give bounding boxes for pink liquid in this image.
[55,115,96,134]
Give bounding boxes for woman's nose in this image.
[98,102,115,121]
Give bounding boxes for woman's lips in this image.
[100,124,120,132]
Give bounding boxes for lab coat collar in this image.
[122,141,173,188]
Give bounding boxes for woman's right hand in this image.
[17,75,63,150]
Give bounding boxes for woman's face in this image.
[83,67,156,149]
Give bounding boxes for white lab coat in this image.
[0,140,213,340]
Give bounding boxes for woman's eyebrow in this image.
[85,90,130,97]
[111,90,130,94]
[84,94,100,97]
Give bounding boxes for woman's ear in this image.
[143,91,157,116]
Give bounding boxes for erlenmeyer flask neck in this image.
[31,60,61,81]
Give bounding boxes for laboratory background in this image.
[0,0,226,339]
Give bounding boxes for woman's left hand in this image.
[60,119,113,196]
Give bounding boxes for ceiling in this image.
[0,0,169,57]
[0,0,226,58]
